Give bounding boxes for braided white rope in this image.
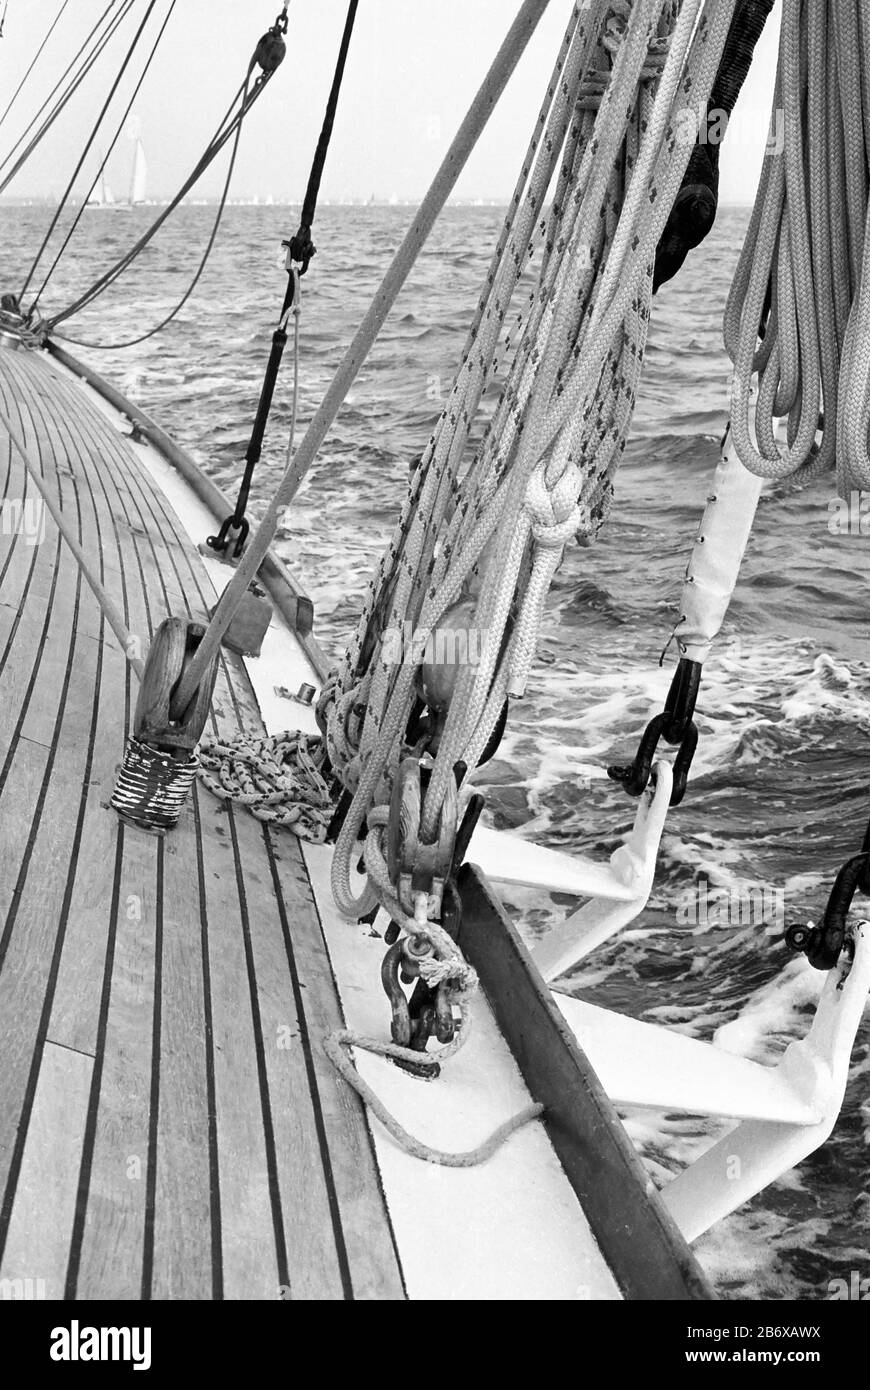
[327,0,738,905]
[726,0,870,491]
[323,1033,544,1167]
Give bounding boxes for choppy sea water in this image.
[3,202,869,1300]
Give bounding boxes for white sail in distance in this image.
[129,139,147,206]
[86,168,115,207]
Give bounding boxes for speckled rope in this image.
[726,0,870,492]
[197,730,333,839]
[327,0,739,917]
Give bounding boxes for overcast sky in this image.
[0,0,781,204]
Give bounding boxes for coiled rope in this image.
[725,0,870,493]
[198,732,332,838]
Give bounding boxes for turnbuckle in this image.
[608,657,701,807]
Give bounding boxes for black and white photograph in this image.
[0,0,866,1353]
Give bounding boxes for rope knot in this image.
[602,2,670,81]
[417,951,478,994]
[524,459,585,548]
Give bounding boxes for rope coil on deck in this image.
[198,730,332,839]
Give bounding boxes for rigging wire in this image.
[27,0,179,313]
[44,52,280,345]
[289,0,359,271]
[208,0,358,556]
[54,69,256,349]
[42,74,247,323]
[20,0,162,304]
[169,0,552,718]
[0,0,72,134]
[31,11,290,332]
[0,0,131,193]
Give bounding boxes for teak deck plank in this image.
[0,1041,93,1300]
[105,411,344,1300]
[0,346,404,1301]
[268,834,406,1301]
[59,373,171,1302]
[221,803,346,1301]
[0,364,100,1246]
[73,828,160,1301]
[150,817,217,1302]
[106,405,374,1299]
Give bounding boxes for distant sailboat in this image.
[129,138,147,206]
[85,168,115,209]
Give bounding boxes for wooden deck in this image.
[0,345,404,1300]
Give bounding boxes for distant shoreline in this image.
[0,197,758,210]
